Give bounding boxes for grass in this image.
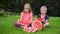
[0,15,60,34]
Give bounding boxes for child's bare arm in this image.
[30,17,33,23]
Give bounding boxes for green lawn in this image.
[0,15,60,34]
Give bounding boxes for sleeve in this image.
[20,12,23,17]
[30,12,33,17]
[37,14,41,18]
[45,15,49,20]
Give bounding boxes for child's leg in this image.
[14,19,25,28]
[41,21,49,27]
[24,25,31,33]
[14,22,22,28]
[43,23,49,27]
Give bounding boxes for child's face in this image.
[40,8,47,14]
[24,5,30,13]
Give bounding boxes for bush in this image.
[0,9,19,16]
[0,9,5,16]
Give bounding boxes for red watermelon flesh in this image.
[32,19,42,30]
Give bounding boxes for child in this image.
[14,3,33,28]
[37,6,49,27]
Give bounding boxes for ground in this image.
[0,15,60,34]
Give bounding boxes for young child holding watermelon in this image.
[37,5,49,27]
[14,3,33,28]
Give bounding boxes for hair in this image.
[23,3,32,13]
[40,5,47,10]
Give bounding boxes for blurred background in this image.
[0,0,60,34]
[0,0,60,17]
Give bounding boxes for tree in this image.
[0,0,60,16]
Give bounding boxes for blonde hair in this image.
[40,6,47,10]
[23,3,32,13]
[24,3,30,8]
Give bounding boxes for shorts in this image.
[41,21,45,25]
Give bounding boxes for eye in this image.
[24,8,29,9]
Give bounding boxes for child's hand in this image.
[41,18,45,21]
[17,19,20,24]
[18,19,20,22]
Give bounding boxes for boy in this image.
[37,6,49,27]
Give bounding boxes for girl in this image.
[37,6,49,27]
[14,3,33,28]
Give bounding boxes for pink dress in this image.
[19,12,33,25]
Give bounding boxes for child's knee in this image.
[43,23,49,27]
